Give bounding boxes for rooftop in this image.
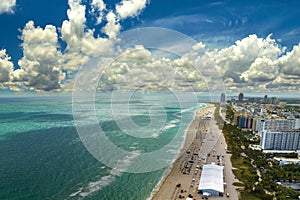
[198,163,224,193]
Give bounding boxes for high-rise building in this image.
[270,97,278,104]
[238,93,244,102]
[234,113,254,129]
[296,119,300,129]
[263,95,268,104]
[256,118,296,135]
[220,93,226,103]
[261,130,300,150]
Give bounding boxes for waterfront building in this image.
[261,130,300,150]
[256,118,296,135]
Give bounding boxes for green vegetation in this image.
[220,106,300,200]
[214,104,224,129]
[233,182,244,187]
[240,192,268,200]
[225,105,234,123]
[284,105,300,113]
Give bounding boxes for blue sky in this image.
[0,0,300,94]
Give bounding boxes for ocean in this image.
[0,93,208,200]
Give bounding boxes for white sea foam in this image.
[69,175,116,198]
[147,105,202,200]
[71,101,200,199]
[69,151,141,198]
[69,187,83,197]
[151,132,159,138]
[150,119,179,138]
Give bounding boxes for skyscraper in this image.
[270,97,278,104]
[220,93,225,103]
[263,95,268,104]
[238,93,244,102]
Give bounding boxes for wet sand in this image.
[151,104,239,200]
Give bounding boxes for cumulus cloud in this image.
[0,49,14,82]
[90,0,106,25]
[0,0,16,14]
[188,34,292,92]
[266,76,300,90]
[61,0,115,71]
[149,33,300,93]
[116,0,147,19]
[214,34,283,76]
[118,45,151,63]
[95,45,207,92]
[77,32,300,93]
[241,57,277,83]
[91,0,105,10]
[14,21,65,91]
[278,44,300,76]
[61,0,94,71]
[102,11,121,39]
[192,42,205,51]
[61,0,86,51]
[81,30,114,56]
[2,0,300,94]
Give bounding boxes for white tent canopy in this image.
[198,163,224,195]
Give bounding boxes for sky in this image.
[0,0,300,95]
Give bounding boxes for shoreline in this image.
[150,104,239,200]
[147,104,207,200]
[150,103,213,200]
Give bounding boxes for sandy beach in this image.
[151,104,239,200]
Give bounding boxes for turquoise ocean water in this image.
[0,93,208,200]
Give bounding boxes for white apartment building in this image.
[256,118,296,135]
[296,118,300,129]
[261,130,300,150]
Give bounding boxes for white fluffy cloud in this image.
[116,0,147,19]
[214,34,283,79]
[241,57,277,82]
[1,0,300,93]
[118,45,151,63]
[0,49,14,82]
[61,0,115,71]
[155,34,299,93]
[278,44,300,76]
[0,0,16,14]
[90,0,106,24]
[192,42,205,51]
[14,21,65,91]
[61,0,86,51]
[95,45,208,92]
[203,34,300,92]
[1,0,150,92]
[91,0,105,10]
[102,11,121,39]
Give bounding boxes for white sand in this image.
[151,104,239,200]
